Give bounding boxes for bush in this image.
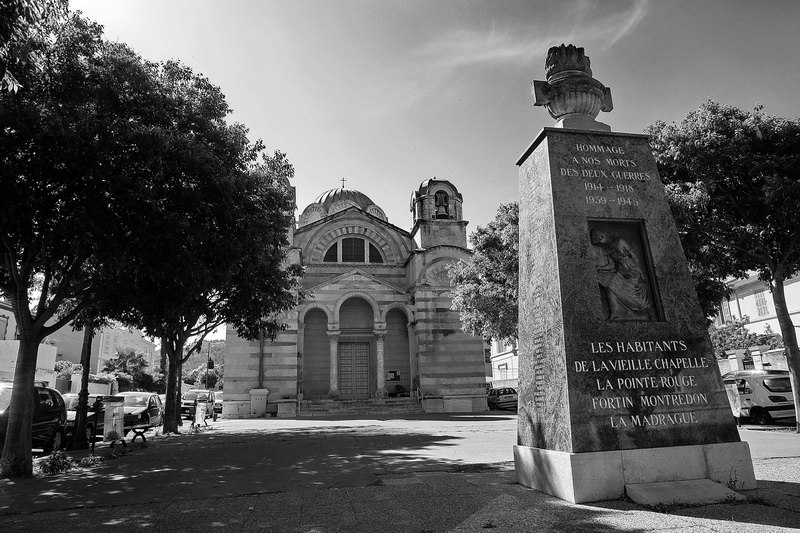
[35,451,75,476]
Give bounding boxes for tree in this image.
[0,15,174,476]
[53,360,81,380]
[102,347,155,391]
[0,0,68,91]
[647,100,800,432]
[708,316,760,359]
[184,362,221,390]
[104,61,304,433]
[448,203,519,343]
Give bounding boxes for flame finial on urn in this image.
[533,44,613,131]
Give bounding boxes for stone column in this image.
[407,322,417,392]
[326,330,340,398]
[374,330,388,398]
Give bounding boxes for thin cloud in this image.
[368,1,652,116]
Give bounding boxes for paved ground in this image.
[0,414,799,532]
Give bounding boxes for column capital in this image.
[374,330,388,341]
[326,330,340,340]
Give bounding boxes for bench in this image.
[124,424,156,446]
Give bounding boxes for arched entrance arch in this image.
[337,297,375,399]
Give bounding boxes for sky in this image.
[69,0,800,234]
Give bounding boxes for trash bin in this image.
[194,400,207,425]
[102,395,125,443]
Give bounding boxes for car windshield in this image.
[763,378,792,393]
[123,395,150,407]
[183,391,209,401]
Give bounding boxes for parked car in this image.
[63,393,104,441]
[722,370,795,425]
[214,392,223,416]
[181,389,217,421]
[0,381,67,453]
[118,391,164,428]
[487,387,518,411]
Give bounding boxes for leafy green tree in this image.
[53,360,81,380]
[105,67,304,433]
[0,0,68,91]
[101,347,153,392]
[0,15,173,476]
[648,100,800,431]
[184,363,221,390]
[448,203,519,343]
[708,317,759,359]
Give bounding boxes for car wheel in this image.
[44,430,64,453]
[142,414,150,426]
[751,408,772,425]
[212,412,218,421]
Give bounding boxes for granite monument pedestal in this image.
[514,126,756,504]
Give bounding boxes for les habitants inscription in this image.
[561,143,653,207]
[574,340,711,429]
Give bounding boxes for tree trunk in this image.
[0,334,42,477]
[162,335,190,433]
[71,324,95,450]
[769,273,800,433]
[162,338,181,434]
[176,358,184,427]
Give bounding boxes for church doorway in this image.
[338,342,371,399]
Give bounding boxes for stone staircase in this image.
[299,397,426,417]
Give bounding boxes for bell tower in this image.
[410,178,468,249]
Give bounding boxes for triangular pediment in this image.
[308,268,405,294]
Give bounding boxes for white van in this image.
[722,370,795,425]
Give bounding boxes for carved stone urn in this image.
[532,44,613,131]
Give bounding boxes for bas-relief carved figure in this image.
[589,228,654,321]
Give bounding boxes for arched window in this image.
[322,237,384,264]
[342,237,365,262]
[323,242,338,262]
[369,243,383,263]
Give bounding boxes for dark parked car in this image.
[487,387,518,411]
[119,391,164,428]
[181,389,217,421]
[0,381,67,452]
[63,393,104,441]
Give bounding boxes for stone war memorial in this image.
[513,44,756,505]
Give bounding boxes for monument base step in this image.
[625,479,745,507]
[514,440,756,503]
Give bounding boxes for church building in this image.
[224,178,488,416]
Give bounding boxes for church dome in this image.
[313,187,376,212]
[299,187,387,227]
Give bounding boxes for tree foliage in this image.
[647,100,800,431]
[0,0,68,91]
[0,12,301,476]
[448,203,519,342]
[53,360,81,380]
[101,62,303,433]
[0,14,174,476]
[708,317,783,359]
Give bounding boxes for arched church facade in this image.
[224,178,488,416]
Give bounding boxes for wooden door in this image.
[339,342,370,399]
